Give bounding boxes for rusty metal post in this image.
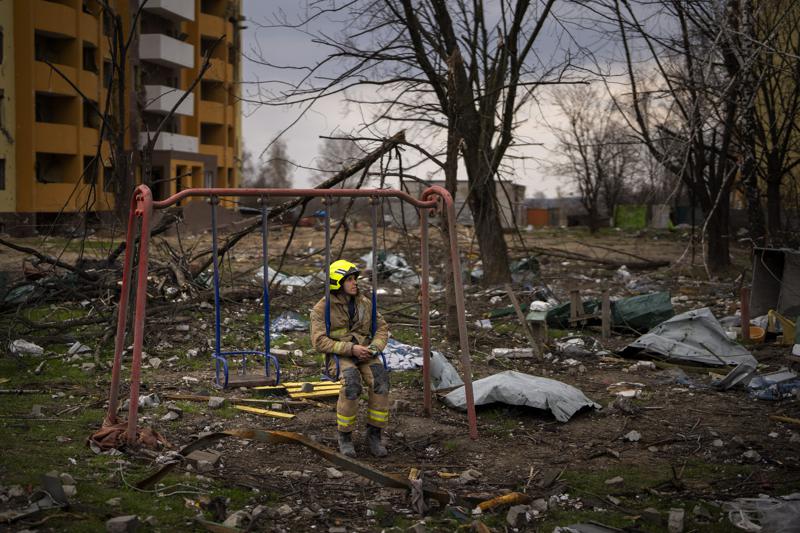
[104,194,140,426]
[419,208,432,416]
[601,290,611,340]
[423,186,478,439]
[741,286,751,342]
[126,186,154,445]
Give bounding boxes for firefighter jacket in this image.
[310,290,389,356]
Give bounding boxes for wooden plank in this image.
[226,374,276,388]
[289,390,341,399]
[233,405,295,419]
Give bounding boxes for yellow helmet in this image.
[329,259,360,291]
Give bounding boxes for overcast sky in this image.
[239,1,624,197]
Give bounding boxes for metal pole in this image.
[211,196,223,383]
[126,187,153,445]
[371,198,378,334]
[260,198,271,375]
[105,194,139,426]
[420,208,432,416]
[324,196,332,338]
[437,191,478,439]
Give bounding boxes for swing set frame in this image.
[101,184,479,443]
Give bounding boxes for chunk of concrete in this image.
[208,396,225,409]
[105,515,140,533]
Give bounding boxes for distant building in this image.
[0,0,242,231]
[399,179,526,229]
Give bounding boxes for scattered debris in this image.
[724,493,800,532]
[208,397,225,409]
[9,339,44,356]
[270,311,309,333]
[747,369,800,400]
[106,515,140,533]
[623,430,641,442]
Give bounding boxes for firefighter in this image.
[310,259,390,457]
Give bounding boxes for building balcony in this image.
[205,58,232,81]
[80,12,99,45]
[35,61,77,96]
[199,12,225,36]
[139,132,198,153]
[139,34,194,69]
[35,123,78,154]
[200,143,224,162]
[81,128,99,152]
[199,100,224,123]
[144,85,194,116]
[143,0,196,22]
[79,70,99,98]
[35,0,77,38]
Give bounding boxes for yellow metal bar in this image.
[233,405,295,419]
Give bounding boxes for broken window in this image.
[36,153,73,183]
[82,42,98,73]
[35,32,74,66]
[83,99,100,129]
[36,93,77,124]
[103,60,112,89]
[200,123,224,145]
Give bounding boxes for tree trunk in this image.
[467,175,511,285]
[766,176,783,235]
[442,113,460,340]
[706,198,731,272]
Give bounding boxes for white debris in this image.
[10,339,44,356]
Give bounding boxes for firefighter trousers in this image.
[332,355,389,433]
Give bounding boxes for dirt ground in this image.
[0,222,798,532]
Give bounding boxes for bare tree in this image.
[313,137,367,186]
[550,86,638,232]
[254,140,293,189]
[251,0,561,284]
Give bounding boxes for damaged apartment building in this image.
[0,0,243,234]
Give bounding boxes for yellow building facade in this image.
[0,0,241,231]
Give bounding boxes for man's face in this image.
[342,275,358,296]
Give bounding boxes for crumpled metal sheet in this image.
[443,371,599,422]
[620,307,757,389]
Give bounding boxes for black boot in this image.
[338,431,356,457]
[366,425,388,457]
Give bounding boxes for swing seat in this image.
[214,350,281,389]
[321,352,388,382]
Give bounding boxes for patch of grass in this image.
[548,328,569,339]
[390,327,421,345]
[23,305,88,325]
[443,439,459,452]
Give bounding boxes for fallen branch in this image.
[192,131,406,276]
[512,245,669,270]
[0,238,99,281]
